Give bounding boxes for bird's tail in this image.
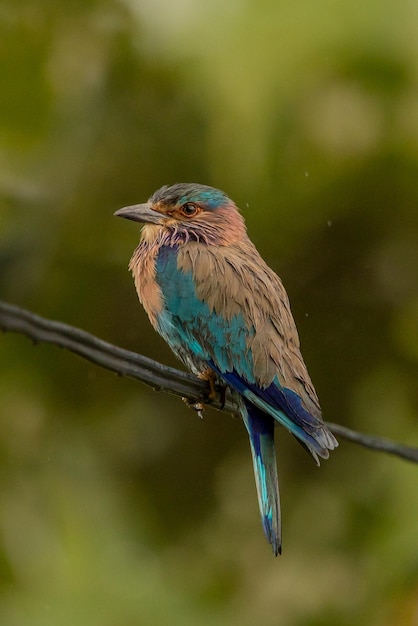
[241,402,281,556]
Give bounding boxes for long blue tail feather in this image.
[241,402,281,556]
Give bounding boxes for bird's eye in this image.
[181,202,198,217]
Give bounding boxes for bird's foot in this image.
[182,397,205,419]
[182,369,227,416]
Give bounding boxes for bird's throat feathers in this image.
[140,223,164,246]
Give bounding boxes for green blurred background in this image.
[1,1,417,624]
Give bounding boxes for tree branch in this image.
[1,300,417,464]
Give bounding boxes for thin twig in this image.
[326,423,418,463]
[0,301,238,412]
[0,300,417,464]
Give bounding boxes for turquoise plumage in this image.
[115,183,338,555]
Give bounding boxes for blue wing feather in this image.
[209,365,330,462]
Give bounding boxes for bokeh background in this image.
[1,1,418,624]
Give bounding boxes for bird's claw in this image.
[182,368,227,417]
[182,397,205,419]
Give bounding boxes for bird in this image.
[114,183,338,555]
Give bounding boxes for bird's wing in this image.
[157,243,337,459]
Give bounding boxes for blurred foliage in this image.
[0,0,418,624]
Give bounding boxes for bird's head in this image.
[114,183,246,245]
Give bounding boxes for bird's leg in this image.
[198,368,218,401]
[198,368,227,408]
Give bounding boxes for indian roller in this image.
[115,183,338,555]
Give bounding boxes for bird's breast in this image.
[129,241,164,328]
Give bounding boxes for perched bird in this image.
[115,183,338,555]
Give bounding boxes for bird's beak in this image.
[114,203,164,225]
